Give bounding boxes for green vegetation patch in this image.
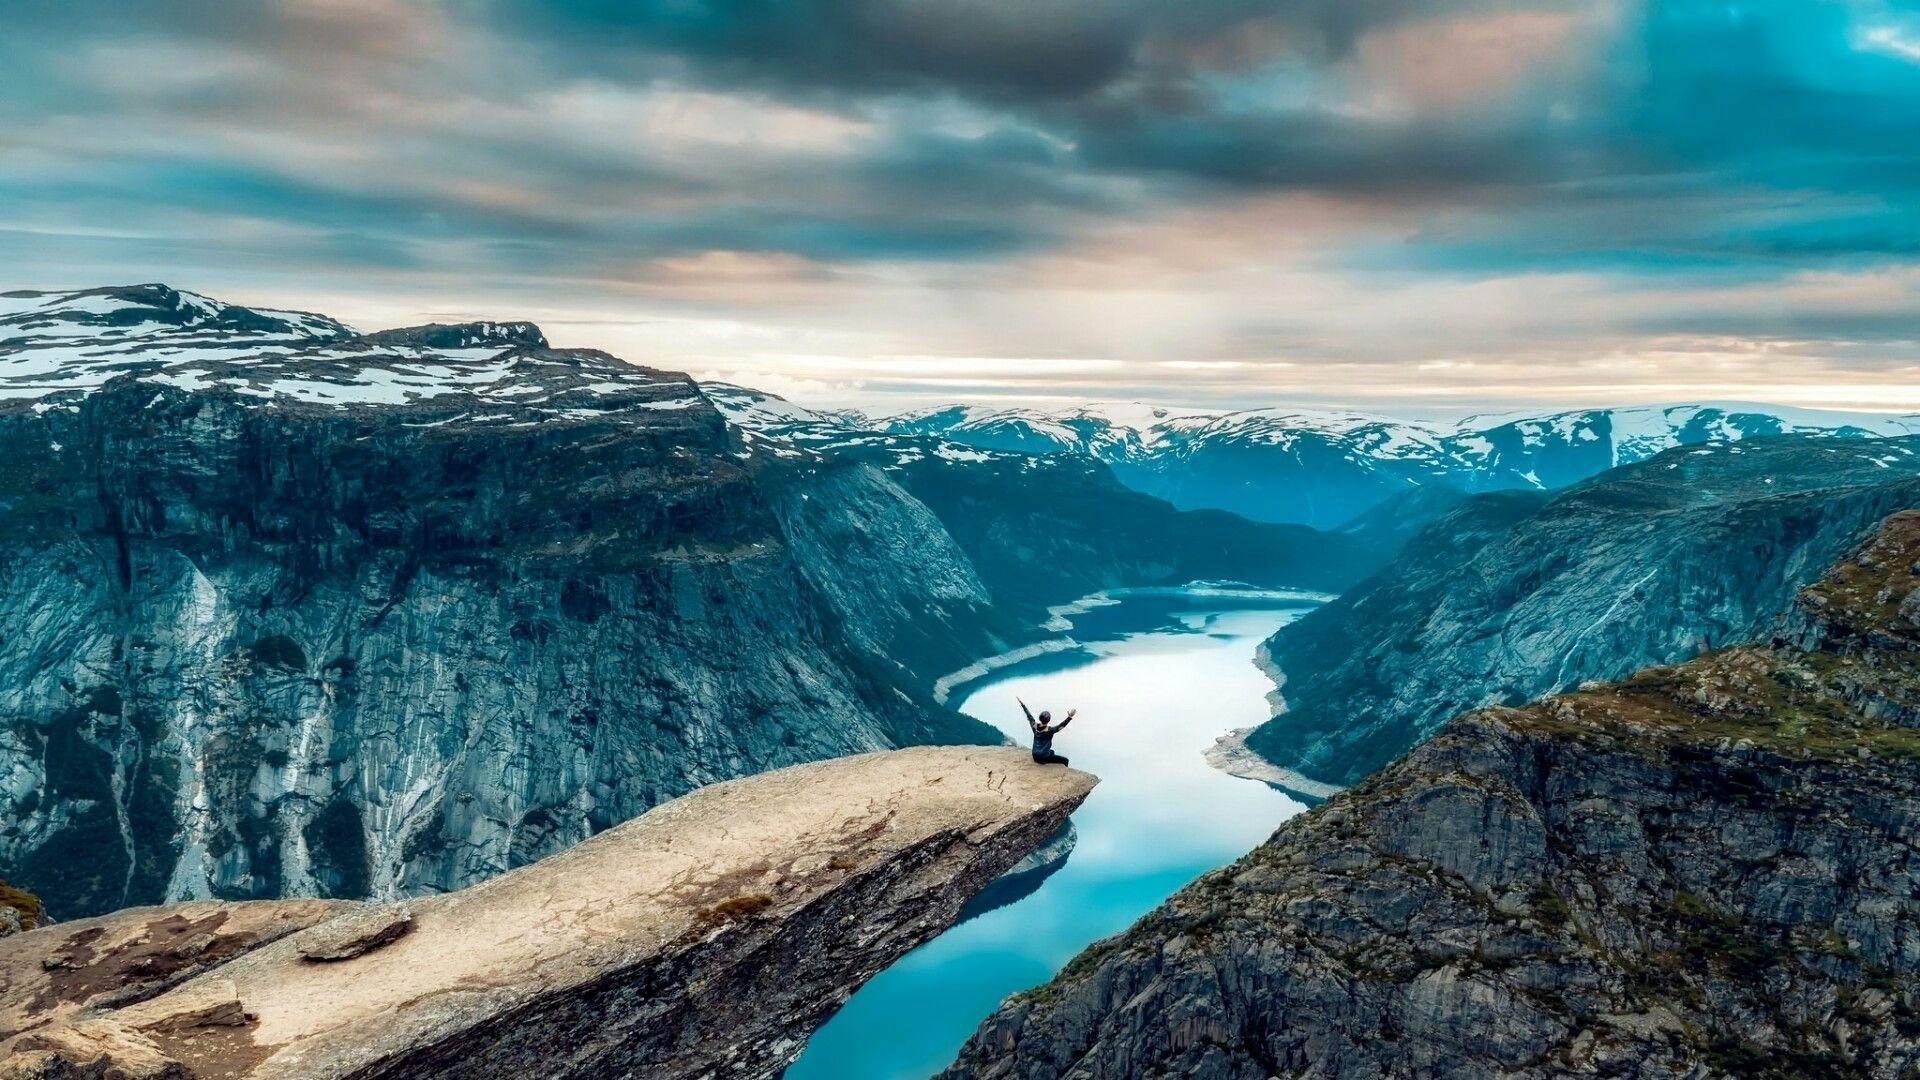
[705,893,774,924]
[1505,644,1920,765]
[0,878,43,931]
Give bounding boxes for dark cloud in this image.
[490,0,1309,103]
[4,0,1920,409]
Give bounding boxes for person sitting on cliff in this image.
[1018,697,1076,766]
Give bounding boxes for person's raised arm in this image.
[1017,697,1037,727]
[1056,707,1077,731]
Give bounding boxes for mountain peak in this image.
[0,283,352,341]
[0,287,701,422]
[358,320,548,351]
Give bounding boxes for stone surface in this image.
[0,880,39,939]
[944,512,1920,1080]
[0,746,1095,1080]
[1249,435,1920,785]
[0,287,1357,921]
[291,905,410,962]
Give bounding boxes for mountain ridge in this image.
[882,399,1920,528]
[1246,434,1920,786]
[942,509,1920,1080]
[0,284,1366,920]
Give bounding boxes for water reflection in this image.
[786,587,1322,1080]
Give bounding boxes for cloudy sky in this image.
[6,0,1920,415]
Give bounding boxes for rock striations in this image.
[0,746,1095,1080]
[0,286,1355,921]
[1248,435,1920,786]
[944,511,1920,1079]
[0,286,1012,919]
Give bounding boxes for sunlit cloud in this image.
[3,0,1920,414]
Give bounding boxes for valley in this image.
[944,512,1920,1079]
[6,283,1920,1080]
[789,586,1321,1079]
[14,7,1920,1075]
[0,285,1365,920]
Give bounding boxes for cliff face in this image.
[0,287,1363,923]
[708,382,1381,625]
[1248,436,1920,785]
[944,511,1920,1080]
[0,287,1016,919]
[881,450,1375,625]
[0,747,1096,1080]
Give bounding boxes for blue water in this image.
[786,587,1322,1079]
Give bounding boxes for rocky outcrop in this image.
[1248,435,1920,785]
[0,286,1359,922]
[0,880,40,938]
[943,511,1920,1080]
[0,746,1095,1080]
[0,288,1019,920]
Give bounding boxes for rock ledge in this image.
[1,746,1094,1080]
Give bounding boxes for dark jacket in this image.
[1020,701,1071,754]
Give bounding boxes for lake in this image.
[785,586,1324,1079]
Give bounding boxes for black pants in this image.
[1032,750,1069,766]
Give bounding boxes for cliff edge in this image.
[1246,437,1920,786]
[945,511,1920,1079]
[0,746,1095,1080]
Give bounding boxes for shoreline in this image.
[932,637,1087,705]
[1252,638,1290,718]
[935,581,1328,706]
[1204,727,1341,802]
[1204,630,1341,802]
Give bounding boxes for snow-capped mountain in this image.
[0,283,1367,921]
[21,285,1910,534]
[1437,404,1920,491]
[701,381,1026,469]
[881,400,1920,528]
[0,283,708,424]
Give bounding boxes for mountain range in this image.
[882,401,1920,529]
[9,283,1920,1078]
[1244,434,1920,786]
[0,285,1366,918]
[945,511,1920,1079]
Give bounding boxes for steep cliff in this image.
[0,747,1095,1080]
[945,511,1920,1080]
[0,286,1016,919]
[0,287,1364,922]
[710,382,1381,624]
[1248,435,1920,785]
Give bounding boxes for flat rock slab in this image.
[0,746,1094,1080]
[292,906,412,963]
